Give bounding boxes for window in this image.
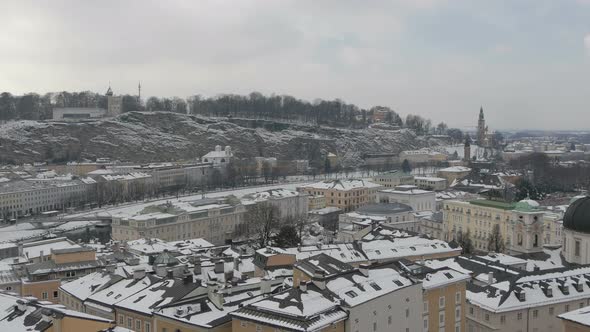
[145,322,151,332]
[388,316,392,325]
[500,315,506,324]
[65,271,76,277]
[136,319,141,330]
[469,307,474,315]
[162,328,167,332]
[455,324,461,332]
[118,315,124,325]
[517,313,522,320]
[581,302,586,309]
[456,307,461,320]
[439,296,446,308]
[533,310,538,318]
[424,301,429,313]
[42,292,48,299]
[456,291,461,304]
[549,307,554,315]
[406,308,410,317]
[256,325,262,332]
[575,241,581,256]
[53,291,58,298]
[439,312,445,326]
[566,305,570,312]
[424,318,429,331]
[346,290,358,298]
[373,322,377,331]
[240,322,247,327]
[485,314,489,321]
[127,317,133,328]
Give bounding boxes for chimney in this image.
[260,276,273,295]
[300,280,308,292]
[133,268,146,280]
[214,261,224,273]
[16,299,27,312]
[183,273,193,284]
[487,272,494,285]
[312,269,327,290]
[40,308,53,322]
[173,266,183,278]
[155,264,167,277]
[226,284,233,296]
[194,259,202,276]
[225,270,234,282]
[208,282,224,309]
[39,250,44,259]
[105,264,116,274]
[359,263,370,277]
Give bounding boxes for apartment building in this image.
[417,211,445,240]
[559,305,590,332]
[437,166,472,184]
[467,266,590,332]
[378,185,436,212]
[399,149,448,164]
[443,199,545,254]
[308,194,326,210]
[396,260,470,332]
[111,198,247,245]
[241,188,309,220]
[372,170,414,188]
[20,246,101,303]
[0,292,113,332]
[0,176,96,219]
[234,261,423,332]
[298,179,382,212]
[135,162,214,191]
[414,176,448,191]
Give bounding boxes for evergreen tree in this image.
[274,225,300,248]
[401,159,412,173]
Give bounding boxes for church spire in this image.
[479,106,484,120]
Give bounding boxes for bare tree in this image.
[487,224,505,253]
[244,202,279,248]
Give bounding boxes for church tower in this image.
[477,106,486,144]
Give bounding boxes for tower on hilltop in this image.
[106,84,123,117]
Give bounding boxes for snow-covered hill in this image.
[0,112,439,166]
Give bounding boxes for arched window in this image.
[533,234,538,247]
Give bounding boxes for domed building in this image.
[562,196,590,264]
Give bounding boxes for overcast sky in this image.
[1,0,589,130]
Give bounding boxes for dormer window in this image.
[576,283,584,292]
[546,288,553,297]
[561,285,570,295]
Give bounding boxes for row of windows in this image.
[470,300,590,323]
